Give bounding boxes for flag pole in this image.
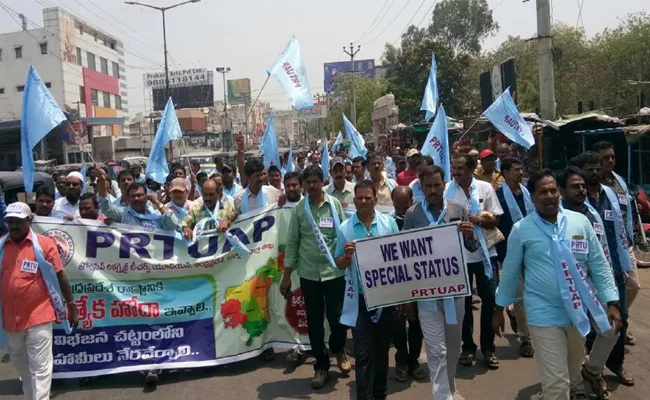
[455,113,484,143]
[246,75,271,120]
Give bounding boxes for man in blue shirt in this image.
[494,169,621,400]
[335,180,400,400]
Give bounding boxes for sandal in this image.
[484,352,499,370]
[625,330,636,346]
[581,365,611,400]
[458,351,475,366]
[519,340,534,358]
[615,369,635,386]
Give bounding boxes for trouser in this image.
[393,313,423,370]
[352,297,398,400]
[7,322,53,400]
[300,276,346,371]
[418,298,465,400]
[585,272,628,374]
[462,258,498,355]
[626,246,640,309]
[529,325,585,400]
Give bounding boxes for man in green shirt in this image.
[325,157,355,207]
[281,165,351,389]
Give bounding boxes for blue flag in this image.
[321,141,329,180]
[483,88,535,149]
[146,98,182,184]
[260,114,281,169]
[285,147,295,173]
[343,113,367,159]
[421,105,451,182]
[332,131,343,153]
[420,53,439,122]
[21,65,66,192]
[267,37,314,110]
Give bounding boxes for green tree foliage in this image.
[381,0,497,122]
[481,13,650,116]
[325,74,387,134]
[428,0,499,55]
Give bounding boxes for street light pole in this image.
[125,0,202,159]
[216,67,231,150]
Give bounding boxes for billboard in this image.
[295,102,327,119]
[479,58,517,112]
[227,78,251,104]
[144,69,213,89]
[152,85,214,111]
[324,59,376,93]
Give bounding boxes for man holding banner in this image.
[445,153,503,370]
[282,165,350,389]
[403,165,479,400]
[334,180,400,400]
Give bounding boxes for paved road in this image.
[1,270,648,400]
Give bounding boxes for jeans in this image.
[393,315,423,370]
[462,258,498,356]
[352,297,398,400]
[300,276,347,371]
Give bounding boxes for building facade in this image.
[0,7,128,165]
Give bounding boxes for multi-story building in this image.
[0,7,128,165]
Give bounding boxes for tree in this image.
[325,75,387,134]
[382,26,476,122]
[428,0,499,55]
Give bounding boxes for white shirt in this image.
[444,179,503,263]
[234,185,281,213]
[51,197,81,219]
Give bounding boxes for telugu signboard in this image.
[32,207,310,378]
[353,223,470,310]
[227,78,251,104]
[294,102,327,119]
[144,68,213,89]
[323,59,376,93]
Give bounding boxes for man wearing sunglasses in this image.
[51,171,83,219]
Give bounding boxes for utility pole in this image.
[343,42,361,126]
[535,0,556,120]
[125,0,202,159]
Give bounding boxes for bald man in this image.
[51,171,83,219]
[391,186,413,231]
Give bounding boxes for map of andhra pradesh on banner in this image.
[354,223,471,310]
[31,207,311,379]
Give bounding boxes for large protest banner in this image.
[354,223,471,310]
[32,207,310,379]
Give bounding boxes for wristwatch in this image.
[607,301,620,309]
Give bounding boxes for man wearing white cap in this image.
[51,171,83,219]
[1,202,78,399]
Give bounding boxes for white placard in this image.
[144,68,211,89]
[353,223,470,310]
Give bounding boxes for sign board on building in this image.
[144,69,213,89]
[323,59,376,93]
[294,102,327,119]
[227,78,251,104]
[152,85,214,111]
[479,58,517,112]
